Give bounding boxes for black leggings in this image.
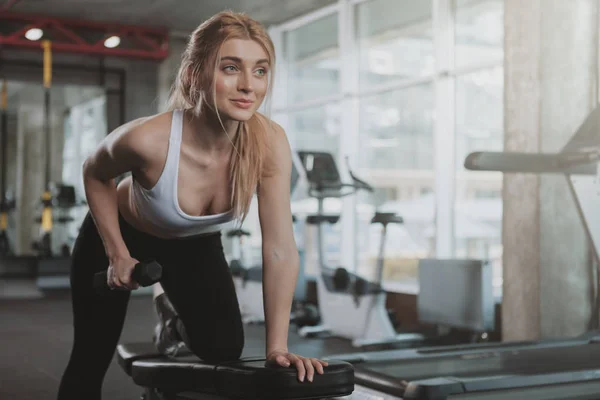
[56,212,244,400]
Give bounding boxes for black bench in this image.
[117,342,355,399]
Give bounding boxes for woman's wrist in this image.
[107,245,130,263]
[266,346,289,357]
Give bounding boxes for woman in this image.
[57,10,327,400]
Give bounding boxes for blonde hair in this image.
[167,10,275,222]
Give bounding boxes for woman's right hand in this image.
[107,254,141,290]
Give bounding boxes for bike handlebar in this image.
[308,181,372,199]
[345,156,374,193]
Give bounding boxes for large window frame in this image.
[268,0,504,285]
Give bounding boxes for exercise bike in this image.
[297,151,424,348]
[227,216,320,328]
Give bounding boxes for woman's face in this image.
[212,38,270,122]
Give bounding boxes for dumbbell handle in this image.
[93,260,162,291]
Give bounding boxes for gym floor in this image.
[1,288,359,400]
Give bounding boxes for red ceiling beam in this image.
[0,11,170,60]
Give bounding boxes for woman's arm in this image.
[257,121,328,383]
[82,118,150,275]
[257,122,300,356]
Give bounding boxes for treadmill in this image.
[326,104,600,399]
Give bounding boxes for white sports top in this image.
[130,109,235,237]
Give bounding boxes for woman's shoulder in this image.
[130,110,174,134]
[111,111,174,157]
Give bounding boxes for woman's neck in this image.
[186,107,239,152]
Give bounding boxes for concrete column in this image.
[503,0,597,341]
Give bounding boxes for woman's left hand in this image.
[266,349,329,382]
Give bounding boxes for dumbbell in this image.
[93,260,163,291]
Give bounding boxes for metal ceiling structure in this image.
[0,11,169,60]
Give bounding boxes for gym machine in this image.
[295,150,422,347]
[295,151,493,348]
[315,104,600,399]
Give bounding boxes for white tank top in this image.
[129,109,235,237]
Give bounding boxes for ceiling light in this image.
[104,35,121,48]
[25,28,43,41]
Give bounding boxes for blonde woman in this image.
[57,11,327,400]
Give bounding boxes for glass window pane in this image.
[284,13,340,104]
[455,0,504,69]
[356,83,435,287]
[356,0,434,90]
[285,104,342,276]
[286,103,341,154]
[455,66,504,296]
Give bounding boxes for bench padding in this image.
[117,342,355,399]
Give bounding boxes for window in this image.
[356,83,435,280]
[61,87,107,257]
[285,103,342,276]
[256,0,505,293]
[455,0,504,69]
[453,0,504,296]
[358,85,434,172]
[454,66,504,292]
[356,0,434,89]
[284,13,340,104]
[353,0,435,283]
[286,103,341,155]
[62,89,107,198]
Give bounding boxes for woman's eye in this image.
[224,65,238,72]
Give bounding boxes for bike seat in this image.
[226,229,251,238]
[244,266,263,283]
[306,214,340,225]
[229,260,245,277]
[371,212,403,225]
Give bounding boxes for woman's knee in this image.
[195,341,244,363]
[183,323,244,363]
